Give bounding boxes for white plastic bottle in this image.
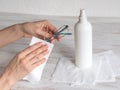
[74,9,92,69]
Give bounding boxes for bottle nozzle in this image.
[79,9,87,22]
[80,9,86,17]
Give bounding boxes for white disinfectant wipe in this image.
[51,51,119,86]
[23,37,54,82]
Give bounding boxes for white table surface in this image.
[0,12,120,90]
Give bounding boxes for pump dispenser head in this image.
[79,9,87,22]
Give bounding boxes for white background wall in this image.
[0,0,120,17]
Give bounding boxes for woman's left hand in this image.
[19,20,60,43]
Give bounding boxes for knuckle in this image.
[41,48,46,52]
[37,54,43,59]
[41,51,47,57]
[34,59,45,67]
[43,20,49,25]
[42,46,46,50]
[35,56,39,60]
[46,33,51,38]
[43,20,48,23]
[17,52,24,59]
[43,51,48,55]
[33,50,38,55]
[20,59,26,65]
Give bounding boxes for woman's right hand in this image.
[0,42,48,89]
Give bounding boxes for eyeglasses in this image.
[45,25,72,42]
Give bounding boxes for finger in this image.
[29,49,48,64]
[19,42,42,57]
[32,58,46,68]
[31,56,46,65]
[38,30,52,39]
[50,36,61,43]
[56,35,62,41]
[24,44,48,61]
[36,20,57,33]
[51,39,55,43]
[50,37,56,43]
[44,21,57,33]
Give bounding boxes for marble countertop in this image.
[0,12,120,90]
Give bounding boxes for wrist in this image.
[16,22,32,38]
[13,24,24,38]
[0,71,15,89]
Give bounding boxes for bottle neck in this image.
[78,16,88,23]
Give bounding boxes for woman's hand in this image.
[0,20,60,47]
[0,42,48,89]
[19,20,60,43]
